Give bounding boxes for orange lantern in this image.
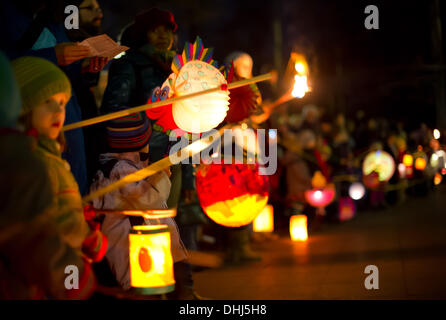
[290,215,308,241]
[129,225,175,294]
[434,173,442,185]
[414,157,427,171]
[402,154,413,167]
[253,204,274,232]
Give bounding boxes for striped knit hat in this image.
[106,112,152,152]
[11,56,71,115]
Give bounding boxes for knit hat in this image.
[11,56,71,115]
[0,51,21,128]
[135,7,177,33]
[106,112,152,152]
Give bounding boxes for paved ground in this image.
[193,186,446,299]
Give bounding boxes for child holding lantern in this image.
[11,56,108,264]
[89,112,190,297]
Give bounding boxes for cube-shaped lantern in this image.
[129,225,175,294]
[290,215,308,241]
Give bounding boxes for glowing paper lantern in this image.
[430,150,446,169]
[172,60,230,133]
[304,185,335,208]
[196,162,269,227]
[398,163,406,178]
[348,182,366,200]
[414,157,427,171]
[362,150,395,182]
[363,171,380,189]
[402,154,413,167]
[434,173,443,185]
[434,129,441,140]
[339,197,356,221]
[129,225,175,294]
[253,204,274,232]
[290,215,308,241]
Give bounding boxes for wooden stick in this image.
[83,125,230,204]
[63,73,272,132]
[95,209,177,219]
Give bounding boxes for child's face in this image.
[31,93,68,140]
[147,25,174,52]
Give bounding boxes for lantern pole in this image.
[62,73,273,132]
[82,125,231,204]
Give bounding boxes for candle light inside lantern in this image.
[290,215,308,242]
[129,225,175,294]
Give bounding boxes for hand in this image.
[164,167,172,178]
[54,42,90,66]
[82,56,109,73]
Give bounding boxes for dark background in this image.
[100,0,446,131]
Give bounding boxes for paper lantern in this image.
[129,225,175,294]
[398,163,406,179]
[196,162,269,227]
[434,129,441,140]
[146,37,230,135]
[304,184,335,208]
[253,204,274,232]
[290,215,308,241]
[362,150,395,182]
[414,157,427,171]
[348,182,366,200]
[172,60,230,133]
[363,171,380,189]
[402,154,413,167]
[430,150,446,169]
[339,197,356,221]
[434,173,443,185]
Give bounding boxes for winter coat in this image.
[0,0,88,194]
[101,43,175,163]
[90,151,188,290]
[0,131,95,299]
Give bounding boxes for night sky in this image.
[101,0,446,130]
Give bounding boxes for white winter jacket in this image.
[90,151,187,290]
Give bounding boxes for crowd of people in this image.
[0,0,444,300]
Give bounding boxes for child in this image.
[12,56,107,265]
[1,53,95,299]
[90,112,189,294]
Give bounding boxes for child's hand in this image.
[55,42,90,66]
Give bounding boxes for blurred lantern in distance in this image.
[434,129,441,140]
[348,182,366,200]
[129,225,175,294]
[196,162,269,227]
[290,215,308,241]
[434,172,443,185]
[362,150,395,183]
[398,163,407,178]
[339,197,356,221]
[413,151,427,171]
[253,204,274,232]
[402,154,413,167]
[291,53,310,98]
[430,150,446,170]
[304,171,335,208]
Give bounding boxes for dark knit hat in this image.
[106,112,152,152]
[134,7,177,35]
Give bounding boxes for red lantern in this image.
[304,184,335,208]
[363,171,380,189]
[196,162,269,227]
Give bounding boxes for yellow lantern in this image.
[414,157,427,171]
[129,225,175,294]
[402,154,413,167]
[434,173,442,185]
[253,205,274,232]
[172,60,230,133]
[290,215,308,242]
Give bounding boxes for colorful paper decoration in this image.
[290,215,308,241]
[253,204,274,232]
[129,225,175,294]
[146,37,230,135]
[362,150,395,182]
[304,171,335,208]
[195,162,269,227]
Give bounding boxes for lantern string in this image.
[62,73,273,132]
[82,125,231,204]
